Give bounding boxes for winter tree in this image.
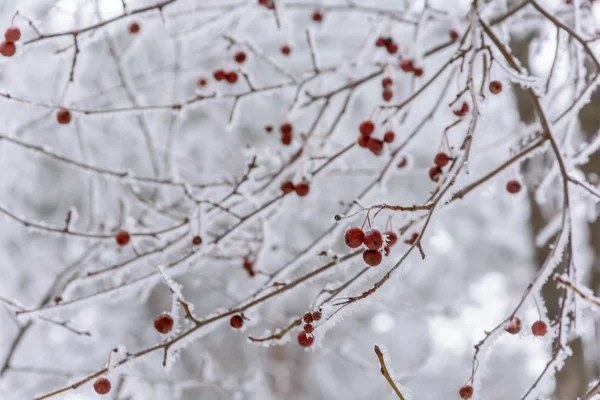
[0,0,599,399]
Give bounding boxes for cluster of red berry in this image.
[280,180,310,197]
[357,120,395,156]
[428,152,452,183]
[381,77,394,102]
[453,101,470,117]
[279,122,293,145]
[399,59,423,77]
[0,26,21,57]
[344,227,398,267]
[213,69,239,84]
[298,311,321,347]
[375,36,398,55]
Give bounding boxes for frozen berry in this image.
[385,231,398,247]
[386,43,398,54]
[230,315,243,329]
[404,232,419,245]
[213,70,226,81]
[243,258,255,276]
[489,80,502,94]
[429,166,442,182]
[281,134,292,145]
[364,229,383,250]
[281,45,291,55]
[94,377,112,395]
[197,77,207,87]
[280,123,293,135]
[192,235,202,245]
[414,68,423,77]
[359,120,375,136]
[312,311,322,321]
[56,108,72,125]
[226,71,238,83]
[129,22,140,34]
[154,313,174,334]
[298,331,314,347]
[449,30,459,42]
[383,131,395,143]
[459,385,473,399]
[344,227,364,248]
[382,77,393,88]
[281,181,295,194]
[367,138,384,156]
[383,246,390,256]
[506,180,521,194]
[234,51,246,63]
[397,157,408,168]
[382,90,393,102]
[400,59,414,72]
[295,182,310,197]
[4,27,21,42]
[54,296,62,304]
[357,135,369,148]
[115,230,130,246]
[532,320,547,336]
[0,41,15,57]
[303,312,313,324]
[265,125,273,132]
[453,102,469,117]
[505,316,521,334]
[363,249,382,266]
[304,323,314,333]
[312,11,323,22]
[434,152,450,168]
[375,37,386,47]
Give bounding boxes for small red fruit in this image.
[298,331,314,347]
[230,315,244,329]
[434,152,450,167]
[280,123,293,135]
[385,231,398,247]
[226,71,238,83]
[532,320,547,336]
[404,232,419,245]
[367,138,384,156]
[453,102,469,117]
[386,43,398,54]
[383,131,395,143]
[197,77,207,87]
[375,37,386,47]
[56,108,72,125]
[234,51,246,63]
[213,70,226,81]
[429,166,442,182]
[94,377,112,395]
[192,235,202,245]
[363,229,383,250]
[414,68,423,77]
[489,80,503,94]
[304,323,314,333]
[506,180,522,194]
[400,59,414,72]
[281,181,295,194]
[115,230,130,246]
[383,246,390,256]
[449,30,459,42]
[295,182,310,197]
[359,120,375,136]
[312,311,322,321]
[265,125,273,132]
[281,134,292,145]
[154,313,174,334]
[363,249,382,266]
[357,135,369,148]
[243,258,255,277]
[303,312,313,324]
[397,157,408,168]
[505,316,521,334]
[5,27,21,42]
[129,22,140,34]
[382,90,393,102]
[382,77,393,88]
[344,227,364,248]
[0,40,16,57]
[312,11,323,22]
[280,45,291,55]
[459,385,474,399]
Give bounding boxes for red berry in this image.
[364,229,383,250]
[453,102,469,117]
[226,71,238,83]
[489,80,502,94]
[375,37,386,47]
[363,249,383,266]
[429,166,442,182]
[298,331,314,347]
[404,232,419,245]
[312,311,322,321]
[56,108,72,125]
[243,258,254,276]
[94,377,112,395]
[115,230,130,246]
[312,11,323,22]
[382,90,393,102]
[234,51,246,63]
[197,77,207,87]
[280,45,291,55]
[192,235,202,245]
[359,120,375,136]
[129,22,140,34]
[385,231,398,247]
[400,59,414,72]
[344,227,364,248]
[459,385,474,399]
[434,152,450,167]
[281,134,292,145]
[532,320,547,336]
[281,181,295,194]
[304,323,314,333]
[5,27,21,42]
[54,296,62,304]
[449,30,459,42]
[280,123,293,135]
[265,125,273,132]
[357,135,369,148]
[505,316,521,334]
[295,182,310,197]
[154,313,174,334]
[383,131,395,143]
[214,70,226,81]
[0,40,16,57]
[397,157,408,168]
[303,312,313,324]
[386,43,398,54]
[367,138,384,156]
[506,180,522,194]
[414,68,423,77]
[383,246,390,256]
[230,315,243,329]
[382,77,393,88]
